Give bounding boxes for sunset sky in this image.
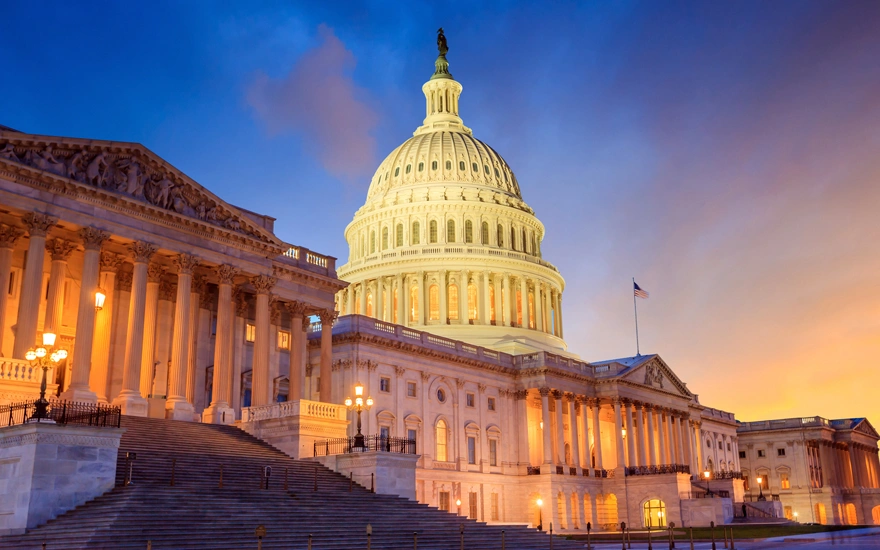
[2,1,878,424]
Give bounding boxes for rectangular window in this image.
[469,492,478,519]
[489,439,497,466]
[407,381,417,397]
[407,428,417,447]
[380,377,391,392]
[439,491,450,511]
[784,506,793,520]
[777,448,786,457]
[467,436,476,464]
[781,473,791,489]
[757,449,766,458]
[727,442,731,451]
[739,451,746,459]
[718,441,723,449]
[7,270,15,296]
[491,493,499,521]
[277,330,290,350]
[245,323,256,342]
[466,392,475,407]
[487,397,496,411]
[380,426,390,439]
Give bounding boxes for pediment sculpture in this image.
[644,362,665,388]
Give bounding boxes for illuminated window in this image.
[447,219,455,242]
[396,224,403,247]
[481,221,489,244]
[412,221,420,245]
[465,220,473,243]
[429,284,440,321]
[439,491,450,511]
[489,285,496,322]
[781,472,791,489]
[491,492,499,520]
[277,330,290,350]
[643,499,667,528]
[516,290,523,326]
[448,284,459,320]
[489,439,497,466]
[467,283,478,320]
[429,220,438,243]
[410,285,419,322]
[436,419,448,462]
[245,323,256,342]
[393,289,398,323]
[366,293,373,317]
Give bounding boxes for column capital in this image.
[100,251,124,273]
[215,264,239,285]
[564,391,576,402]
[251,274,276,295]
[421,371,432,382]
[319,309,338,324]
[128,241,157,264]
[159,281,176,302]
[550,389,563,400]
[191,274,208,295]
[235,291,249,317]
[514,389,529,400]
[173,253,200,275]
[286,300,308,317]
[538,387,551,397]
[46,237,76,261]
[115,271,133,292]
[79,227,110,251]
[22,212,57,237]
[147,263,166,283]
[0,224,25,248]
[477,383,487,394]
[270,297,282,325]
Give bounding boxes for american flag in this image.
[633,281,649,299]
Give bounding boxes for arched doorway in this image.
[845,503,857,525]
[643,499,667,528]
[872,506,880,525]
[815,503,827,525]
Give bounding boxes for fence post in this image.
[501,529,505,550]
[413,531,418,550]
[710,521,716,550]
[689,527,694,550]
[308,534,312,550]
[549,522,553,550]
[366,523,372,550]
[621,522,627,550]
[460,524,464,550]
[723,527,728,549]
[146,542,151,550]
[648,527,653,550]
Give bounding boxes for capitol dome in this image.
[336,37,566,354]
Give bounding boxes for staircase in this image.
[1,416,580,549]
[732,501,791,524]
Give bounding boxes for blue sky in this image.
[3,1,880,422]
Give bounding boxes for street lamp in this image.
[756,476,765,501]
[94,289,106,311]
[536,498,544,531]
[456,498,462,516]
[793,511,799,522]
[344,381,373,450]
[25,332,67,420]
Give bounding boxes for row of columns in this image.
[339,271,563,338]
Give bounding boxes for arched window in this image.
[465,220,473,243]
[431,160,437,170]
[459,161,465,171]
[448,284,459,320]
[410,285,419,322]
[370,231,376,254]
[494,167,500,178]
[394,167,400,177]
[446,160,452,170]
[481,222,489,244]
[522,229,528,253]
[497,224,504,247]
[406,164,412,174]
[447,219,455,242]
[429,284,440,321]
[467,283,478,321]
[412,221,421,245]
[396,224,404,247]
[533,235,538,256]
[484,165,490,175]
[418,162,424,172]
[643,499,667,528]
[489,285,496,322]
[510,227,516,250]
[382,227,388,250]
[472,162,478,172]
[436,419,448,462]
[429,220,438,243]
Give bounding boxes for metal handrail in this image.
[313,435,416,457]
[0,399,121,428]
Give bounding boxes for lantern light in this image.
[344,397,353,407]
[57,349,68,360]
[366,396,374,407]
[622,428,627,438]
[50,352,59,363]
[95,289,106,310]
[536,498,543,507]
[355,382,364,396]
[355,397,363,407]
[25,350,37,361]
[35,347,47,358]
[704,470,711,479]
[42,332,57,347]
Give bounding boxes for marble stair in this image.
[0,416,580,549]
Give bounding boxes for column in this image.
[658,410,669,465]
[13,213,56,358]
[647,406,657,467]
[165,254,199,419]
[635,402,647,467]
[481,270,491,324]
[138,263,164,398]
[515,390,531,469]
[520,277,530,329]
[557,292,564,339]
[249,275,275,407]
[588,398,601,473]
[345,286,353,315]
[61,228,108,402]
[89,251,122,403]
[553,390,565,465]
[395,274,404,324]
[849,445,863,488]
[112,241,156,416]
[185,275,205,405]
[203,265,237,424]
[417,271,426,325]
[539,388,553,467]
[359,281,367,316]
[534,282,544,332]
[493,275,503,326]
[669,413,680,464]
[439,270,447,322]
[0,225,24,354]
[375,276,384,321]
[569,395,582,474]
[694,420,703,472]
[459,270,468,322]
[501,273,511,326]
[318,309,336,402]
[613,399,625,469]
[230,290,245,413]
[286,301,307,401]
[624,400,636,467]
[43,238,76,334]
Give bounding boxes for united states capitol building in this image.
[0,36,878,533]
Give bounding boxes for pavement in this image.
[574,527,880,549]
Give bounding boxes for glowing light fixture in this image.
[42,332,57,347]
[95,289,106,310]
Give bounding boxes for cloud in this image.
[246,24,379,181]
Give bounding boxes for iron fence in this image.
[625,464,690,476]
[313,435,416,457]
[0,399,121,428]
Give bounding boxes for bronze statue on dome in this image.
[437,28,448,56]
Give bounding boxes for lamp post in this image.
[344,381,373,450]
[537,498,544,531]
[702,469,714,497]
[456,498,462,516]
[756,476,765,501]
[24,332,68,420]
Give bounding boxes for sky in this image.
[2,1,879,425]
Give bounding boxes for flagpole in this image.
[633,277,640,356]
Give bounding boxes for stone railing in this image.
[0,359,52,384]
[241,399,347,423]
[738,416,831,432]
[625,464,690,477]
[340,244,559,274]
[702,407,736,422]
[277,245,337,277]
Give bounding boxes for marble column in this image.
[647,406,657,467]
[203,265,237,424]
[459,270,468,322]
[534,282,544,332]
[557,292,564,339]
[520,277,530,329]
[569,395,582,474]
[515,390,530,468]
[674,416,686,469]
[613,399,625,469]
[14,213,56,358]
[318,309,336,402]
[849,445,863,488]
[345,286,354,315]
[138,263,164,398]
[553,391,565,465]
[439,270,447,322]
[658,410,669,465]
[501,273,511,326]
[395,274,404,324]
[89,252,123,403]
[250,275,275,407]
[0,225,24,355]
[359,281,367,317]
[417,271,426,325]
[165,254,199,419]
[286,301,307,402]
[230,289,245,413]
[375,276,384,321]
[539,388,553,467]
[185,276,205,405]
[481,270,491,324]
[62,228,108,402]
[624,401,637,467]
[635,402,647,467]
[694,421,703,472]
[43,238,76,335]
[112,241,156,416]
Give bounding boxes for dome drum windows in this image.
[406,164,412,174]
[412,221,421,245]
[481,221,489,245]
[472,162,479,172]
[446,160,452,170]
[447,220,455,243]
[396,224,404,247]
[418,162,424,172]
[459,161,466,171]
[382,227,389,250]
[429,220,438,244]
[394,167,400,177]
[431,160,438,170]
[464,220,473,244]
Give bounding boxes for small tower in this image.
[414,28,472,136]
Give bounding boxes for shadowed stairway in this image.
[1,416,580,549]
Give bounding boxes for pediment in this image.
[0,133,282,247]
[622,356,693,398]
[853,419,880,439]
